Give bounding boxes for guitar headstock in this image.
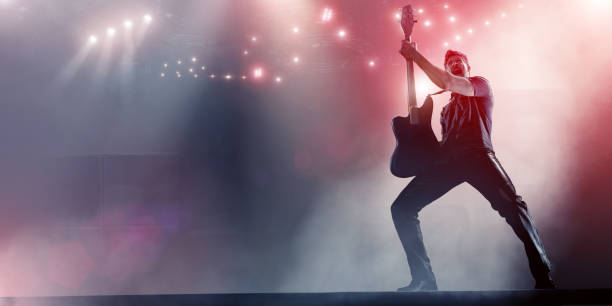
[400,5,417,40]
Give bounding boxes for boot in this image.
[397,279,438,292]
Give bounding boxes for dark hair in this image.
[444,49,469,68]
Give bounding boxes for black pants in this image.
[390,150,552,284]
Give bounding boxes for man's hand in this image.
[399,40,418,61]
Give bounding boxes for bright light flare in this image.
[106,27,116,37]
[191,57,197,62]
[443,41,449,47]
[467,28,473,34]
[210,74,216,79]
[251,36,257,42]
[455,35,461,41]
[88,35,98,44]
[394,12,401,21]
[418,8,424,14]
[201,66,206,70]
[501,12,507,18]
[243,50,249,55]
[368,60,375,67]
[337,29,347,38]
[188,68,194,73]
[160,72,165,77]
[275,76,282,83]
[322,7,333,22]
[163,63,168,68]
[225,74,232,80]
[293,56,300,63]
[253,67,263,79]
[292,26,300,33]
[484,20,490,26]
[449,16,456,22]
[444,4,449,9]
[424,20,431,27]
[177,59,182,65]
[194,74,198,78]
[241,75,247,80]
[143,14,152,24]
[123,20,133,29]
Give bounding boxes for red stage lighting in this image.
[322,8,333,22]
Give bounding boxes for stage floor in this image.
[1,289,611,306]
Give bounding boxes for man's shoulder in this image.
[468,76,493,97]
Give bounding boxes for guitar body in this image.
[390,97,440,178]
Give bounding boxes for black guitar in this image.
[390,5,441,178]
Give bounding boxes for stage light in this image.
[501,12,506,18]
[251,36,257,42]
[253,67,263,79]
[210,74,216,79]
[241,75,247,80]
[191,57,197,62]
[106,27,116,37]
[201,66,206,70]
[467,28,473,34]
[444,4,449,9]
[449,16,455,22]
[337,29,346,38]
[484,20,490,26]
[518,3,524,9]
[443,41,449,47]
[424,20,431,27]
[293,56,300,63]
[292,26,300,33]
[243,50,249,55]
[177,59,182,65]
[143,14,152,24]
[123,20,133,29]
[194,74,198,78]
[160,72,165,77]
[225,74,232,80]
[322,7,333,22]
[275,76,282,83]
[163,63,168,68]
[88,35,98,44]
[394,12,401,21]
[368,60,375,67]
[455,35,461,41]
[418,8,424,14]
[189,68,194,73]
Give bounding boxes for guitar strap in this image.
[428,89,447,97]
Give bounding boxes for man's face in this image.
[445,55,469,77]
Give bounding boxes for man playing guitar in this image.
[391,41,556,291]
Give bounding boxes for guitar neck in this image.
[406,57,417,112]
[405,36,418,117]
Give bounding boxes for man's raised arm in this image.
[399,40,475,97]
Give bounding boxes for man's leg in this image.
[391,161,462,289]
[465,152,554,288]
